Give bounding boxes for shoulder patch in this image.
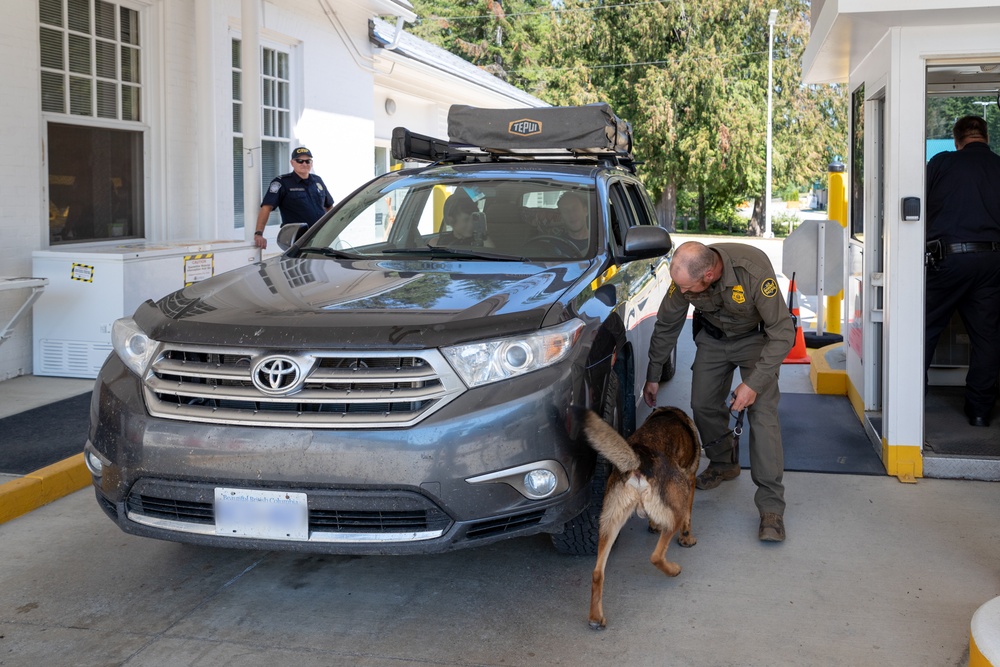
[731,285,745,304]
[760,278,778,298]
[268,181,281,194]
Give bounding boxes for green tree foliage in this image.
[407,0,554,94]
[409,0,847,236]
[927,95,1000,153]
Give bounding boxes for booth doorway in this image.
[923,61,1000,458]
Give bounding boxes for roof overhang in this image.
[802,0,1000,84]
[367,0,416,22]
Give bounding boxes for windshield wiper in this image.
[388,246,521,261]
[297,246,357,259]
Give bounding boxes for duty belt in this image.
[944,241,1000,255]
[693,311,764,341]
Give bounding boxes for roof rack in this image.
[390,104,638,173]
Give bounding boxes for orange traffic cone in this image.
[783,275,810,364]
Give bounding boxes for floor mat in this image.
[924,385,998,457]
[736,392,885,475]
[0,392,91,475]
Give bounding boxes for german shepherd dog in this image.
[583,406,701,629]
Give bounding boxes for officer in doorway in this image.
[925,115,1000,427]
[254,146,334,249]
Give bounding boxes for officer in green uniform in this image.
[643,241,794,542]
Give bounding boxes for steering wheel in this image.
[531,235,579,257]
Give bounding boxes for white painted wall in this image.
[0,1,47,380]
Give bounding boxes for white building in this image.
[803,0,1000,479]
[0,0,545,382]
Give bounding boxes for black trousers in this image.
[925,251,1000,414]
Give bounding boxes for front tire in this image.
[550,371,619,556]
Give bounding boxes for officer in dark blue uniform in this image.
[925,115,1000,427]
[253,146,334,249]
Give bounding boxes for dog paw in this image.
[588,618,606,631]
[678,531,697,548]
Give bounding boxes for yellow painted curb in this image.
[807,343,846,395]
[0,453,90,525]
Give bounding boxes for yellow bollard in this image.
[825,162,848,335]
[970,596,1000,666]
[433,185,448,233]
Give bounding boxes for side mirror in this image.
[276,223,307,251]
[623,225,673,259]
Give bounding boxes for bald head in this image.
[670,242,721,294]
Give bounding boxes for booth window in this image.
[232,39,292,229]
[40,0,145,244]
[850,84,864,240]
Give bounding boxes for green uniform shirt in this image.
[646,243,795,394]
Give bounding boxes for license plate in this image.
[214,488,308,540]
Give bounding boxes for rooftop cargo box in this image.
[447,104,632,155]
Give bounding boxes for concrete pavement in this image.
[1,452,996,665]
[1,350,997,665]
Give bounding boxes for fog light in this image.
[524,469,557,497]
[85,450,104,477]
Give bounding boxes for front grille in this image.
[466,510,546,540]
[125,483,454,541]
[310,508,450,533]
[128,494,214,524]
[143,345,465,428]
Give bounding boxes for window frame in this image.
[39,0,148,245]
[232,36,295,230]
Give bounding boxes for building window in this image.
[40,0,144,244]
[232,39,292,228]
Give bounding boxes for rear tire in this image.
[550,371,619,556]
[659,346,677,382]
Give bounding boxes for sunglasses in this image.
[294,158,312,164]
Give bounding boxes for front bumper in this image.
[87,354,597,555]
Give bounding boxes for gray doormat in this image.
[735,392,886,475]
[924,386,998,457]
[0,392,91,475]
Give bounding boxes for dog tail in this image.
[583,411,640,473]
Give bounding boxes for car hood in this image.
[134,256,591,348]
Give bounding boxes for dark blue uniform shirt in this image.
[926,141,1000,243]
[261,172,334,226]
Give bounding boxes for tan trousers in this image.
[691,330,785,515]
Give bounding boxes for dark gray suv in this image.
[85,105,674,555]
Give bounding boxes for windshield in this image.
[302,171,596,261]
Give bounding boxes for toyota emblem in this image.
[252,355,304,395]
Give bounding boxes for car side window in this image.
[624,182,657,227]
[608,183,636,254]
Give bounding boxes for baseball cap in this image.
[292,147,313,160]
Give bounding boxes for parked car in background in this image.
[85,104,674,556]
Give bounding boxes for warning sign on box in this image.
[184,254,214,286]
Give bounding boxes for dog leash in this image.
[702,391,746,465]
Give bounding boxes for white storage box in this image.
[33,240,259,378]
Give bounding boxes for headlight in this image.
[111,317,161,377]
[442,319,584,388]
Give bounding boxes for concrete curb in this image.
[0,454,90,525]
[808,342,847,395]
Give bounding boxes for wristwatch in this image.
[254,231,263,236]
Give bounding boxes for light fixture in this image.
[384,98,396,115]
[764,9,778,239]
